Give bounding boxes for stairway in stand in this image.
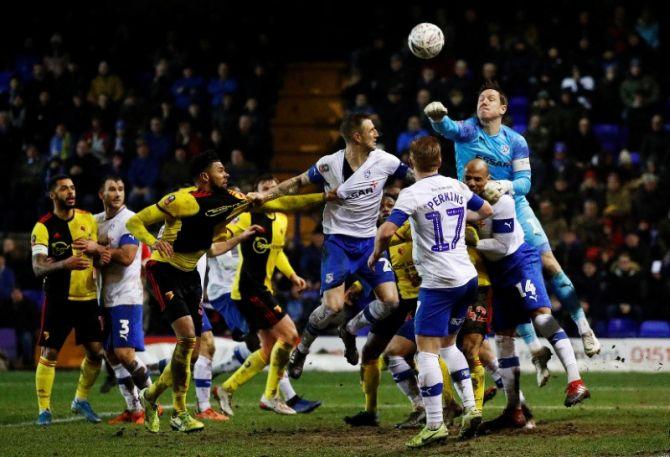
[271,62,346,243]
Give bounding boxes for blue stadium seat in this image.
[0,328,17,359]
[638,320,670,338]
[594,320,608,338]
[512,124,527,135]
[607,318,638,338]
[593,124,621,153]
[509,96,529,112]
[22,289,45,310]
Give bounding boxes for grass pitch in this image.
[1,370,669,456]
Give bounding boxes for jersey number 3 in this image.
[425,208,464,252]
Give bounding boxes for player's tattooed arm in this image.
[247,171,311,204]
[32,253,90,277]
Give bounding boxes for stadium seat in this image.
[22,289,45,310]
[607,318,638,338]
[509,96,529,112]
[0,328,17,360]
[594,320,608,338]
[638,320,670,338]
[512,124,527,135]
[593,124,621,153]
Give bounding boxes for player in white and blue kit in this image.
[96,176,152,424]
[368,137,493,448]
[425,81,601,368]
[463,159,590,429]
[250,114,412,368]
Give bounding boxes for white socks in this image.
[388,355,422,409]
[534,314,581,383]
[112,363,140,411]
[439,345,475,410]
[278,376,297,401]
[193,356,212,411]
[495,335,521,408]
[417,351,443,429]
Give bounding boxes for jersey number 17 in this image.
[425,208,464,252]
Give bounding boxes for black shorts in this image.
[459,286,492,339]
[234,288,286,331]
[39,298,104,350]
[370,297,417,338]
[145,260,203,336]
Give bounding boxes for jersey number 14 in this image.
[425,208,464,252]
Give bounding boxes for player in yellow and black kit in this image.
[31,175,112,426]
[126,151,261,433]
[213,174,324,416]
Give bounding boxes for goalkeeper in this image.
[424,81,601,371]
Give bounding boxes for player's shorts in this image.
[370,297,417,338]
[211,292,249,336]
[201,310,213,333]
[234,288,286,331]
[39,298,103,350]
[145,260,203,336]
[321,234,395,293]
[459,286,492,339]
[415,276,479,337]
[516,200,551,254]
[489,244,552,331]
[103,305,145,351]
[395,317,415,342]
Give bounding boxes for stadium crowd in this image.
[0,3,668,367]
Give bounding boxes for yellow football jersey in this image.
[389,222,420,299]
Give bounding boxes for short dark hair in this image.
[48,174,72,191]
[339,114,372,143]
[478,80,508,106]
[254,173,277,190]
[189,150,221,180]
[99,175,125,191]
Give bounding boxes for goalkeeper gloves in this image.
[424,101,448,122]
[465,225,480,247]
[482,180,513,204]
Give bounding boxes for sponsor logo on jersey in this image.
[205,201,246,218]
[319,164,330,173]
[475,154,511,168]
[325,273,334,283]
[51,241,70,256]
[252,237,271,254]
[344,187,374,199]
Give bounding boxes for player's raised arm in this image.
[424,101,477,143]
[259,192,325,212]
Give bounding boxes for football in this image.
[408,22,444,59]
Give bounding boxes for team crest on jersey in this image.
[500,145,510,155]
[364,169,371,179]
[164,194,176,205]
[42,331,50,341]
[252,237,271,254]
[450,316,465,327]
[319,164,330,173]
[165,291,175,301]
[325,273,334,284]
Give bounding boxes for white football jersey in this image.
[391,175,478,288]
[308,149,408,238]
[95,207,143,307]
[197,254,207,300]
[206,249,239,300]
[476,194,525,262]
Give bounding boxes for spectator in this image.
[632,173,667,225]
[27,91,56,149]
[376,87,406,155]
[144,117,172,164]
[127,142,159,210]
[573,260,607,322]
[572,199,603,248]
[207,62,238,107]
[7,288,39,368]
[552,90,582,141]
[225,149,257,192]
[161,147,190,192]
[640,115,670,174]
[525,114,552,160]
[567,117,601,168]
[111,119,132,155]
[185,103,209,136]
[65,139,101,209]
[81,117,110,163]
[171,66,204,110]
[622,232,651,271]
[538,199,568,248]
[605,252,644,312]
[560,65,595,109]
[176,121,204,158]
[149,59,172,106]
[212,93,239,138]
[88,60,124,103]
[11,145,46,228]
[100,151,127,182]
[208,128,228,160]
[63,93,90,137]
[396,116,428,158]
[417,67,443,100]
[620,59,659,147]
[299,231,324,284]
[644,260,670,320]
[445,60,474,105]
[604,171,631,218]
[0,254,15,303]
[593,64,622,123]
[230,114,267,167]
[48,123,72,161]
[349,93,375,116]
[553,229,585,279]
[446,89,470,121]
